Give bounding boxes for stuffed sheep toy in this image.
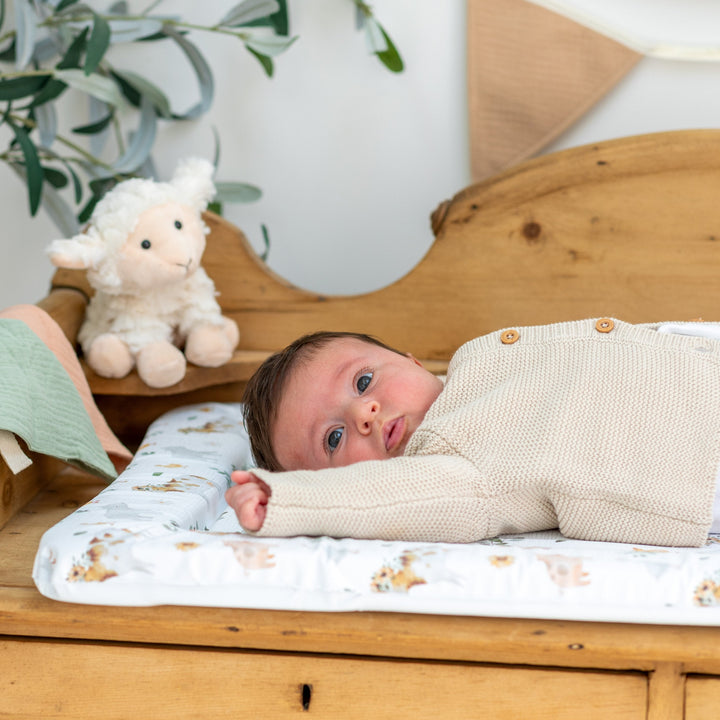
[47,158,239,389]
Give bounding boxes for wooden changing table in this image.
[4,130,720,719]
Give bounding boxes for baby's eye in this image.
[327,428,343,453]
[356,372,373,394]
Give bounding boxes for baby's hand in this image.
[225,470,271,532]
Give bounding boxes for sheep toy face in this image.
[115,202,207,292]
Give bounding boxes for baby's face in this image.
[272,338,444,471]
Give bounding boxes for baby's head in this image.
[242,331,443,472]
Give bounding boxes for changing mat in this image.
[33,402,720,624]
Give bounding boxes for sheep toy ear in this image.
[170,158,216,212]
[46,231,105,270]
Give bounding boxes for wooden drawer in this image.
[687,675,720,719]
[0,638,646,719]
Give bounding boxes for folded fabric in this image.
[0,304,131,473]
[0,314,121,481]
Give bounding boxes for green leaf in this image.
[375,25,403,73]
[9,161,79,235]
[54,68,125,106]
[14,0,37,70]
[6,115,43,215]
[56,0,80,11]
[42,166,69,189]
[270,0,288,35]
[79,176,117,222]
[29,78,68,108]
[86,97,111,157]
[78,194,99,223]
[0,74,49,101]
[111,69,171,117]
[34,100,57,146]
[364,17,387,54]
[259,223,270,261]
[110,69,141,106]
[214,181,262,204]
[244,32,296,57]
[72,111,114,135]
[240,0,288,34]
[66,162,83,203]
[85,11,111,75]
[88,176,118,196]
[246,46,273,77]
[211,125,221,167]
[32,37,63,64]
[219,0,280,27]
[0,37,15,62]
[112,95,156,173]
[56,26,88,70]
[38,145,85,205]
[107,18,163,43]
[48,154,84,204]
[354,4,364,30]
[162,25,214,120]
[0,0,5,33]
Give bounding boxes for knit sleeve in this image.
[249,454,487,543]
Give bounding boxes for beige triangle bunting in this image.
[468,0,642,181]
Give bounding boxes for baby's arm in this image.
[225,471,271,531]
[244,454,484,542]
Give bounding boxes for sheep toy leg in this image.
[184,318,239,368]
[136,341,187,388]
[86,334,134,379]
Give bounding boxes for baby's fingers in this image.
[230,469,257,485]
[225,482,269,532]
[238,488,268,532]
[230,471,272,498]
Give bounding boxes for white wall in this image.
[546,57,720,154]
[4,1,720,311]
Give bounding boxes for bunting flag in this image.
[468,0,641,181]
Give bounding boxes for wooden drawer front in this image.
[1,638,646,719]
[687,676,720,719]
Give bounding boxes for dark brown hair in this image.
[242,331,405,471]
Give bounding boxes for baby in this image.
[225,318,720,547]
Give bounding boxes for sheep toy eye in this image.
[174,220,182,230]
[141,239,151,249]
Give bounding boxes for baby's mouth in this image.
[384,417,406,453]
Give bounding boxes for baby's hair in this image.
[242,331,406,471]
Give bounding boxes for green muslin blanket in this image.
[0,318,116,481]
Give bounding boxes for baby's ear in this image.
[46,232,105,269]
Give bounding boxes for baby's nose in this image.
[355,400,380,433]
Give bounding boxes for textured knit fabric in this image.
[251,318,720,547]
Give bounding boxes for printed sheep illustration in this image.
[47,158,239,388]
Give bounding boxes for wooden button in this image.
[595,318,614,333]
[501,329,520,344]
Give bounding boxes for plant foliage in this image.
[0,0,403,235]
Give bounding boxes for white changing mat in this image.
[33,402,720,624]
